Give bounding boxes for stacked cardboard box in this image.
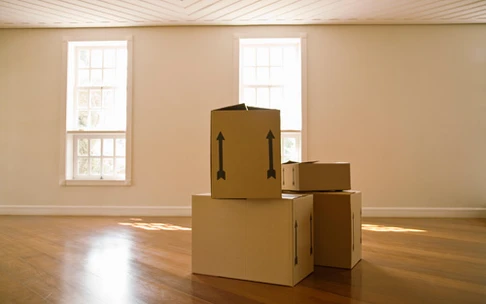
[192,104,314,286]
[282,161,362,269]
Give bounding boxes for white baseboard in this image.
[363,207,486,218]
[0,205,191,216]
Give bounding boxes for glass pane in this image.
[115,138,126,157]
[78,111,88,128]
[78,49,90,68]
[282,137,297,163]
[90,158,101,175]
[115,158,126,176]
[90,139,101,156]
[104,49,116,68]
[103,158,114,175]
[256,67,269,84]
[91,69,102,86]
[242,88,256,106]
[77,138,88,156]
[243,47,255,66]
[77,90,89,108]
[77,158,89,175]
[283,47,297,68]
[78,70,89,86]
[270,67,283,85]
[257,47,269,66]
[117,49,127,69]
[270,87,283,109]
[91,50,102,68]
[90,111,102,129]
[270,47,283,66]
[103,69,116,86]
[102,89,114,109]
[103,139,114,156]
[89,89,102,108]
[243,67,256,85]
[256,88,270,108]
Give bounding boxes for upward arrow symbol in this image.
[216,132,226,180]
[266,130,276,179]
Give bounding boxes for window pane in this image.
[91,69,102,86]
[89,89,102,108]
[243,67,256,85]
[77,158,89,175]
[115,158,126,176]
[103,69,116,86]
[117,49,127,69]
[78,49,90,68]
[284,47,297,68]
[103,159,114,175]
[77,138,88,156]
[90,158,101,175]
[270,87,283,109]
[115,139,126,157]
[90,139,101,156]
[78,70,89,86]
[77,90,89,108]
[256,67,269,84]
[78,111,88,128]
[256,88,270,108]
[90,111,102,129]
[270,47,283,66]
[91,50,102,68]
[243,47,255,66]
[257,47,269,66]
[103,138,114,156]
[282,133,301,163]
[242,88,256,106]
[270,67,283,85]
[104,49,116,68]
[103,89,114,109]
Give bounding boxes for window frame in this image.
[234,33,308,162]
[59,36,133,187]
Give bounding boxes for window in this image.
[238,37,304,162]
[61,39,132,185]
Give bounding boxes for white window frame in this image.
[234,33,308,162]
[59,36,133,186]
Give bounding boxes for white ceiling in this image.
[0,0,485,28]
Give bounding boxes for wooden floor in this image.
[0,216,484,304]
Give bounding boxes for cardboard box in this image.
[282,161,351,191]
[313,191,362,269]
[192,193,314,286]
[211,104,281,199]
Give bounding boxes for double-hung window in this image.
[62,39,132,185]
[238,37,304,162]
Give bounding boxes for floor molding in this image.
[363,207,486,218]
[0,205,192,216]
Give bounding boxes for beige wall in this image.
[0,25,485,210]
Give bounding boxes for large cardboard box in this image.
[313,191,362,269]
[211,104,281,199]
[192,193,314,286]
[281,161,351,191]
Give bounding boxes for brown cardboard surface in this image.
[312,191,362,269]
[192,194,313,286]
[211,104,281,199]
[282,162,351,191]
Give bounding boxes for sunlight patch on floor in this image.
[119,222,191,231]
[362,224,426,232]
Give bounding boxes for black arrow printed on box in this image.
[266,130,276,179]
[217,132,226,180]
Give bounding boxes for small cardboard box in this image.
[192,193,314,286]
[211,104,281,199]
[313,191,362,269]
[282,161,351,191]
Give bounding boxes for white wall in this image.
[0,25,485,214]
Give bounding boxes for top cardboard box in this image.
[282,161,351,191]
[211,104,282,199]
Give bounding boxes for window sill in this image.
[60,179,131,187]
